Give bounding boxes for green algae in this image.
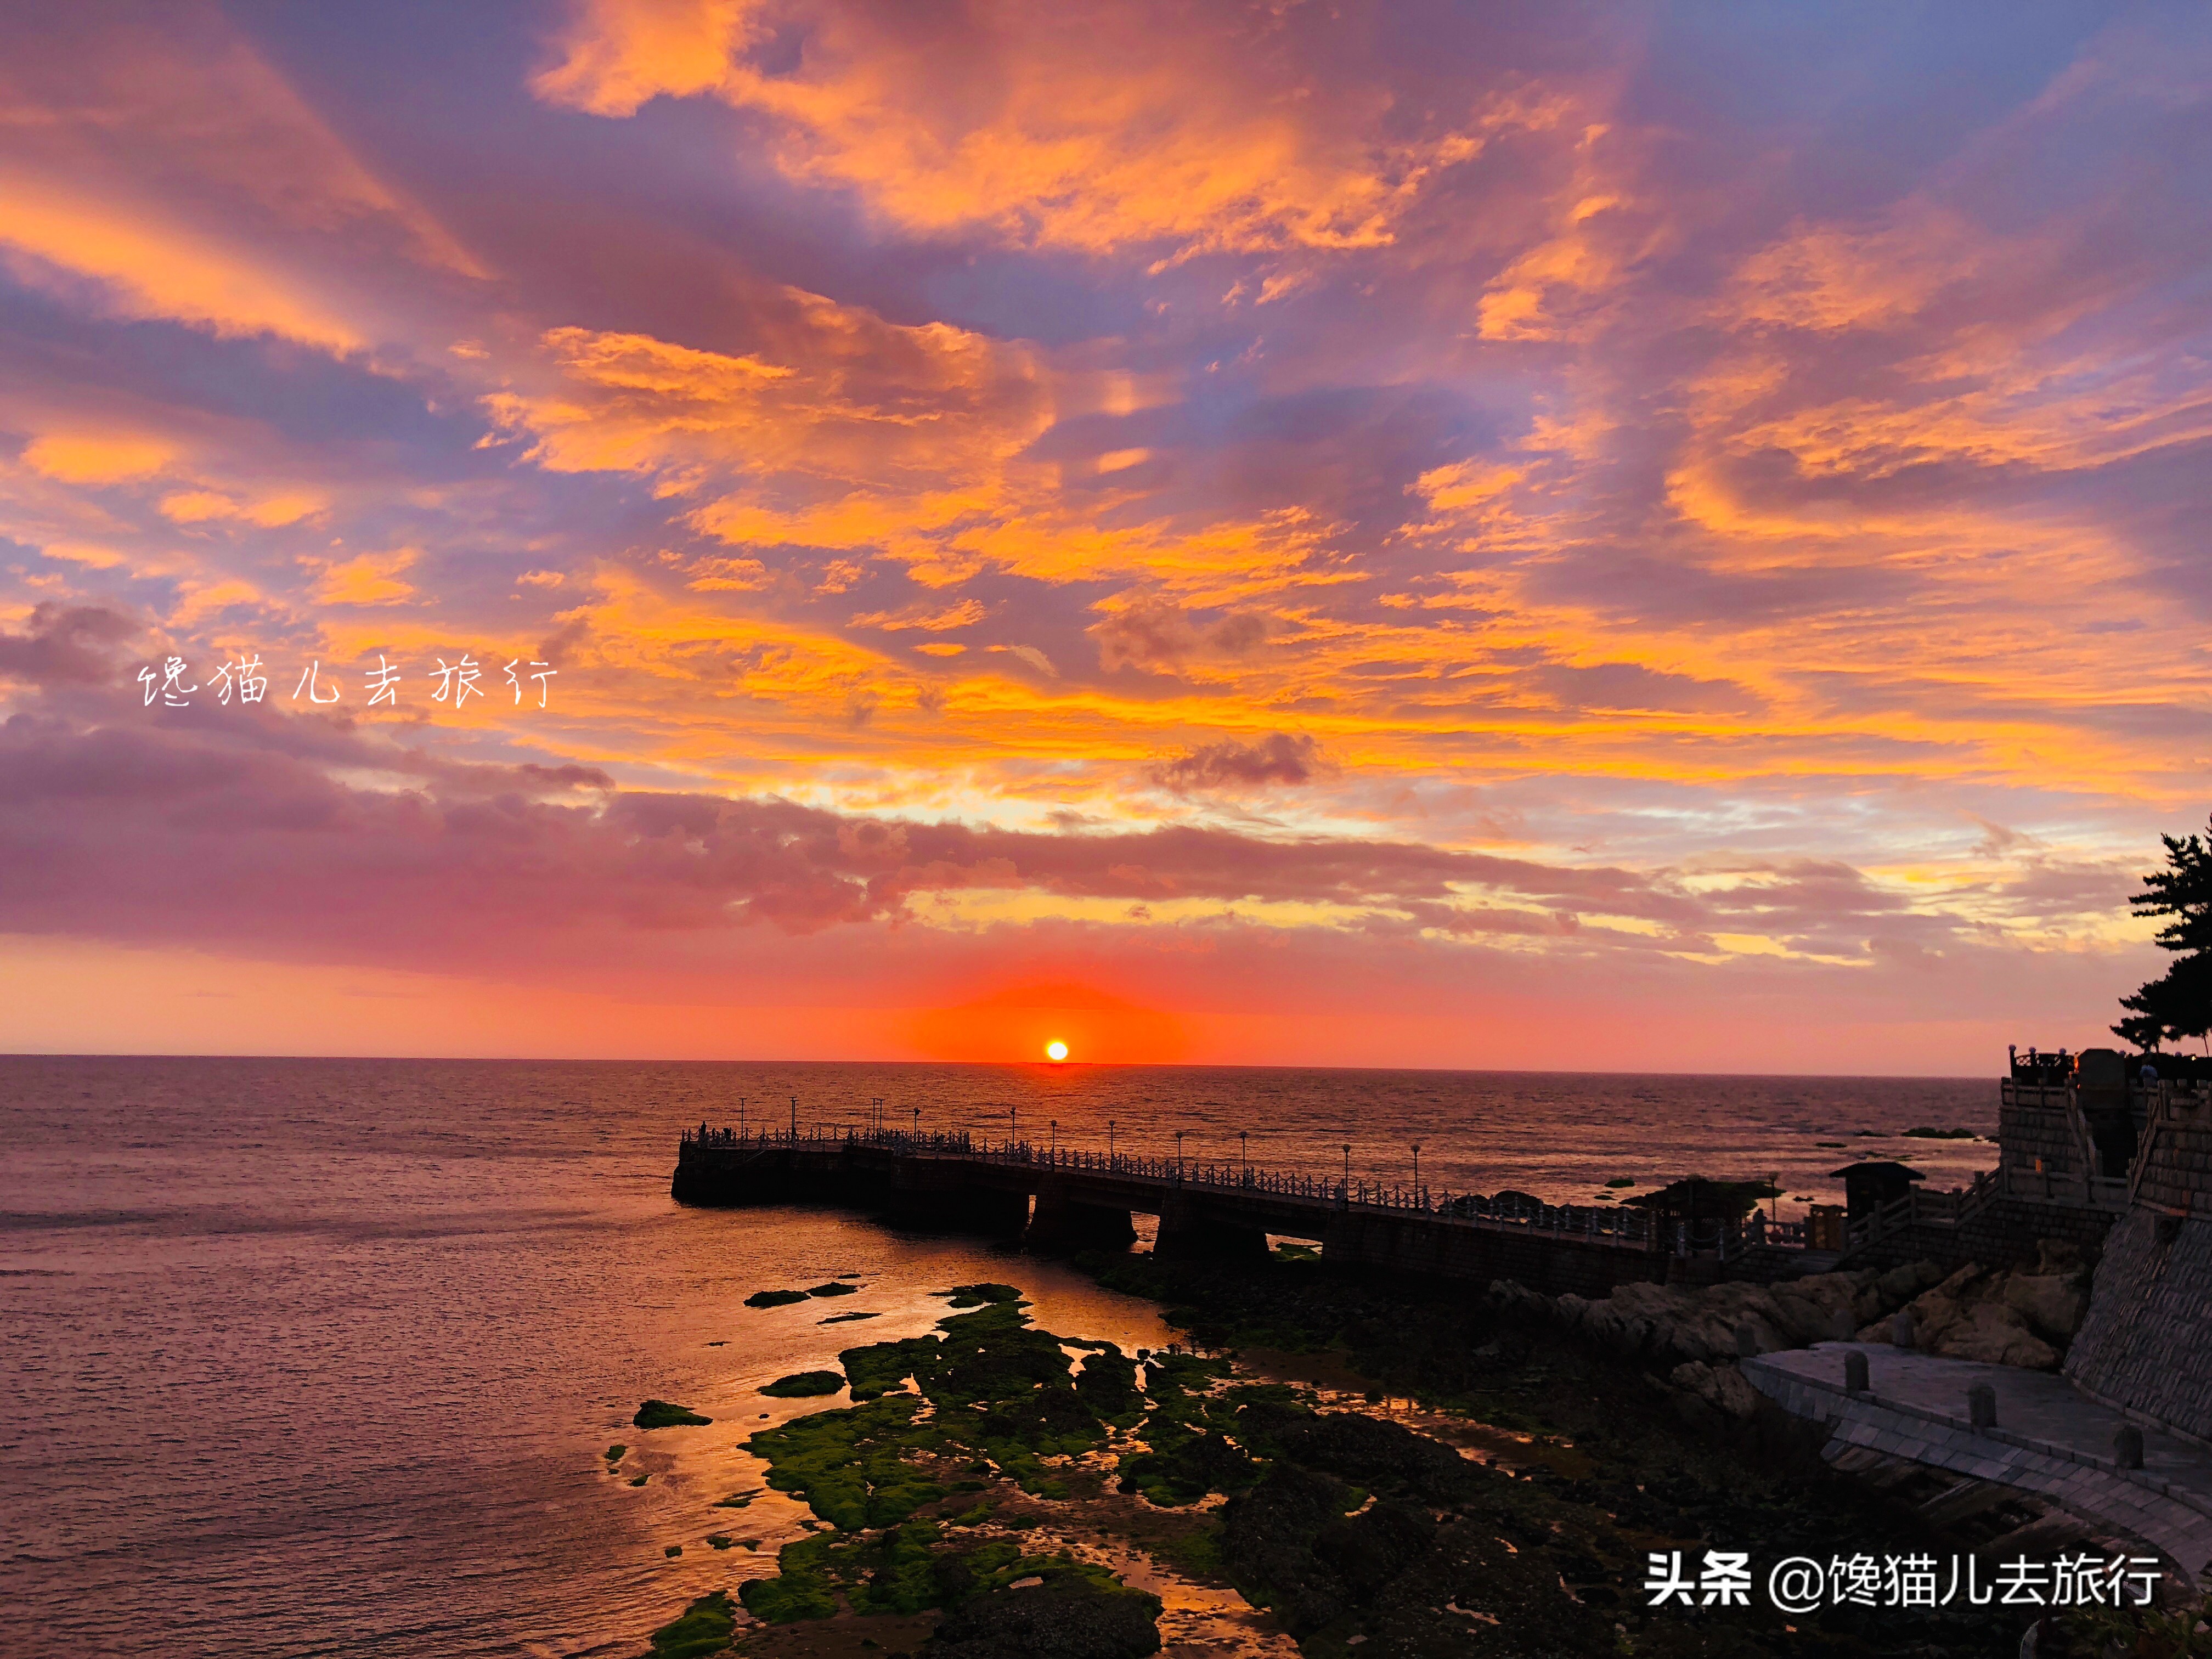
[819,1310,879,1323]
[632,1398,711,1429]
[746,1396,951,1531]
[940,1282,1022,1307]
[603,1442,627,1463]
[713,1488,760,1508]
[629,1474,648,1487]
[662,1544,681,1558]
[707,1533,735,1550]
[804,1280,858,1297]
[645,1589,734,1659]
[760,1369,845,1398]
[733,1283,1193,1630]
[744,1288,810,1308]
[740,1521,1129,1626]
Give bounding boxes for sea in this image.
[0,1057,1999,1656]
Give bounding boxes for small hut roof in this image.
[1826,1160,1926,1181]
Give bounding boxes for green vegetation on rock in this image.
[730,1284,1189,1640]
[804,1280,858,1298]
[760,1369,846,1397]
[629,1474,648,1487]
[941,1282,1023,1307]
[632,1399,711,1429]
[645,1589,734,1659]
[820,1310,879,1323]
[603,1442,626,1462]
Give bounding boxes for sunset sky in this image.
[3,2,2208,1070]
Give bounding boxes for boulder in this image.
[1668,1360,1762,1420]
[2034,1238,2086,1276]
[1933,1302,2058,1370]
[2000,1273,2089,1344]
[1854,1260,1945,1323]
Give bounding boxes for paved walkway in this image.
[1743,1344,2212,1581]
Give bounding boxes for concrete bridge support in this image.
[1155,1193,1269,1263]
[879,1167,1030,1239]
[1023,1178,1137,1254]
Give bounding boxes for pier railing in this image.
[677,1124,1839,1254]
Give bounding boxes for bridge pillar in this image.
[1154,1194,1269,1263]
[879,1166,1030,1239]
[1023,1178,1136,1255]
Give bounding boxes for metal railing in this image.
[678,1124,1669,1248]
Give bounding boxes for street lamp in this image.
[1108,1119,1116,1159]
[1009,1105,1018,1151]
[1240,1130,1249,1172]
[1051,1119,1058,1155]
[1175,1130,1185,1178]
[911,1104,920,1139]
[1412,1143,1421,1205]
[790,1096,798,1138]
[1342,1143,1351,1197]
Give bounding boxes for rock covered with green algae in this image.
[732,1286,1171,1644]
[645,1589,734,1659]
[758,1370,844,1398]
[632,1399,712,1429]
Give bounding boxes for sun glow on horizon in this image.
[1045,1039,1069,1062]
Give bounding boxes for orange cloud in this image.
[0,7,479,352]
[22,433,175,483]
[313,548,420,607]
[534,0,1536,259]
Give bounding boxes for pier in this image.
[670,1125,1824,1297]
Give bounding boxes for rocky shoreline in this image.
[1489,1239,2094,1429]
[631,1238,2177,1659]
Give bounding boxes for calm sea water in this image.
[1,1058,1996,1656]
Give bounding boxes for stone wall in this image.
[2001,1085,2087,1186]
[2064,1096,2212,1443]
[1833,1194,2114,1276]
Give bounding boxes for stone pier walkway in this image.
[1743,1343,2212,1581]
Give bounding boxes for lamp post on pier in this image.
[1108,1119,1116,1160]
[1009,1106,1018,1152]
[1240,1130,1249,1172]
[1342,1143,1351,1201]
[911,1104,919,1139]
[1051,1119,1057,1155]
[1175,1130,1185,1180]
[789,1097,798,1138]
[1412,1143,1421,1204]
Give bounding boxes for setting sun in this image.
[1045,1040,1069,1062]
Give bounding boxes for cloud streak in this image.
[1,2,2205,1062]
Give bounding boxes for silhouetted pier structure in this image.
[670,1125,1822,1295]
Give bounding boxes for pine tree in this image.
[2113,814,2212,1051]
